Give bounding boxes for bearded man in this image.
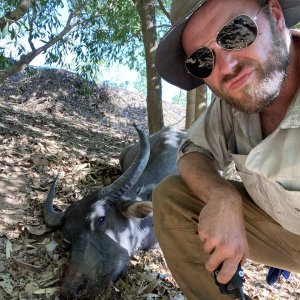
[153,0,300,299]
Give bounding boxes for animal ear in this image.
[116,201,153,218]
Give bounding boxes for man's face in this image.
[182,0,289,113]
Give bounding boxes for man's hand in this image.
[198,195,249,284]
[178,152,249,284]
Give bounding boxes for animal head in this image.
[43,126,156,298]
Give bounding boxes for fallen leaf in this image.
[46,240,58,255]
[139,293,160,299]
[0,274,13,295]
[25,281,39,294]
[5,240,12,259]
[31,155,49,167]
[26,224,50,236]
[73,163,90,172]
[33,287,59,295]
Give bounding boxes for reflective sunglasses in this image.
[185,7,262,79]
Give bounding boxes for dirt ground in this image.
[0,68,299,300]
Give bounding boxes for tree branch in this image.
[28,3,36,51]
[0,0,33,31]
[0,12,78,82]
[157,0,170,21]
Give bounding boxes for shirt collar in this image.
[280,86,300,129]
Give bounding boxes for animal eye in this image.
[96,216,105,224]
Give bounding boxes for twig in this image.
[13,258,43,271]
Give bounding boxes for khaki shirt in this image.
[179,64,300,235]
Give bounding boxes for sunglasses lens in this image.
[217,15,257,50]
[185,47,214,79]
[185,15,258,79]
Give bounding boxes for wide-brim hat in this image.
[155,0,300,91]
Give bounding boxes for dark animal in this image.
[43,125,185,299]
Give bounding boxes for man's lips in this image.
[223,69,255,91]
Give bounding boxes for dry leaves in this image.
[0,69,299,300]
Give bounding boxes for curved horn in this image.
[100,124,150,198]
[43,176,64,228]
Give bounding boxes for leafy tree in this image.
[0,0,143,81]
[0,0,173,133]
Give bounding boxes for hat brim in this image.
[156,0,300,91]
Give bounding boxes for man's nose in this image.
[213,47,239,76]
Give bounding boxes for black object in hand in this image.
[214,263,247,300]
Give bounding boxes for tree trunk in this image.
[185,89,196,129]
[185,85,207,129]
[195,84,207,119]
[133,0,164,134]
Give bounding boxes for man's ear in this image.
[268,0,286,31]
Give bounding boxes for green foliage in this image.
[155,0,172,39]
[0,0,173,88]
[0,0,146,81]
[25,66,41,78]
[0,22,9,38]
[172,90,187,107]
[0,52,12,69]
[77,81,96,96]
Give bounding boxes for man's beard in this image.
[212,24,289,113]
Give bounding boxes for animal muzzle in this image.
[61,263,123,299]
[61,265,88,299]
[61,264,107,299]
[61,233,130,298]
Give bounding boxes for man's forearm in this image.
[178,152,242,205]
[178,152,249,283]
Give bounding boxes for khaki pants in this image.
[152,176,300,300]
